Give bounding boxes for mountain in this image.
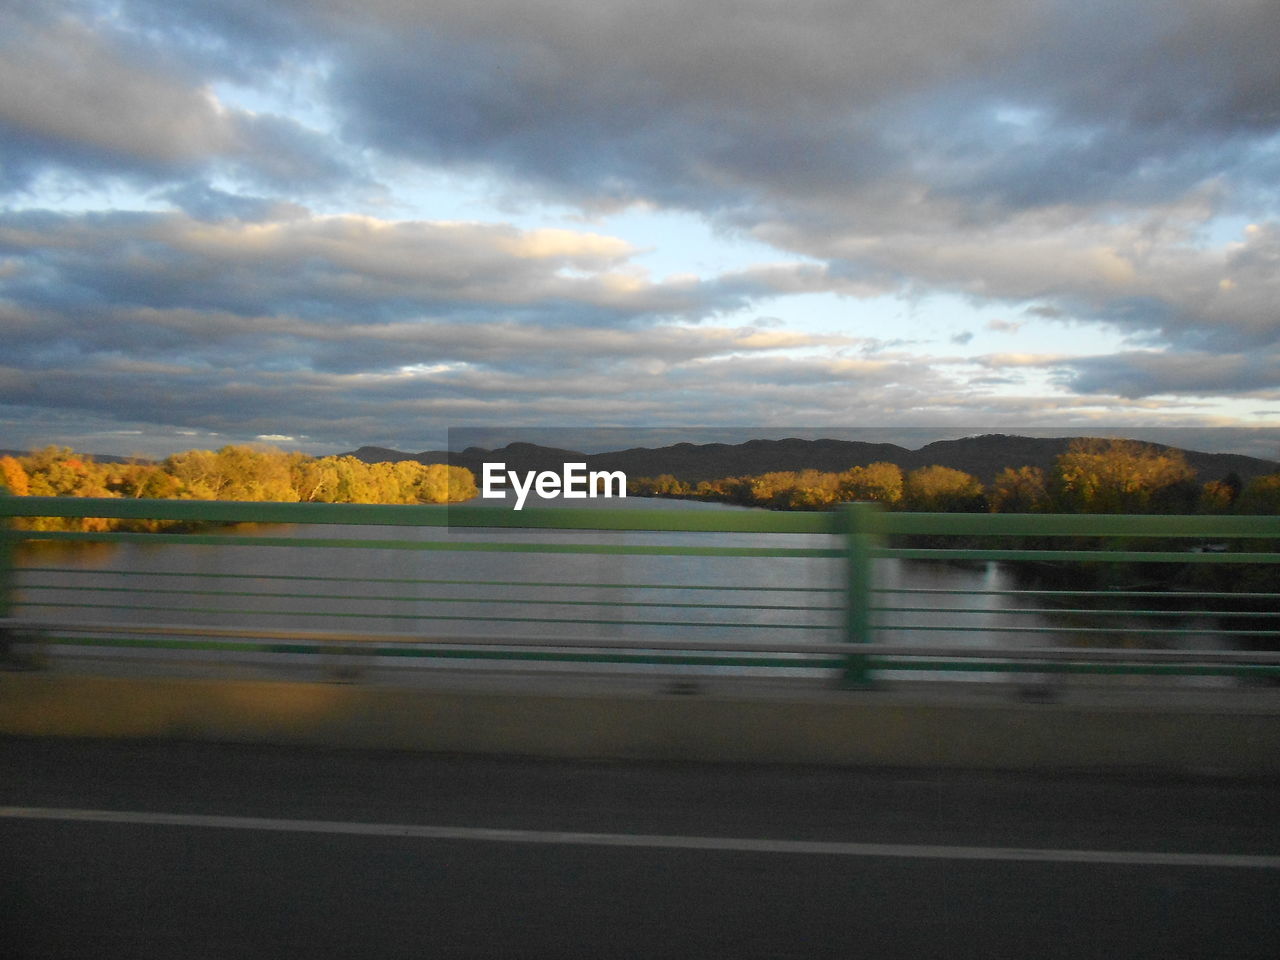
[342,445,442,464]
[906,435,1279,485]
[0,448,150,465]
[339,434,1280,485]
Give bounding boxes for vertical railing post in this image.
[840,501,881,688]
[0,483,13,662]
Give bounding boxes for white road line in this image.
[2,806,1277,869]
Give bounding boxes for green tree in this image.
[1235,473,1280,514]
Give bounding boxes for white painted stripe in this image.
[2,806,1277,869]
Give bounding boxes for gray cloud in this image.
[310,0,1279,221]
[159,184,309,223]
[57,0,1278,216]
[985,319,1026,333]
[10,1,1277,222]
[974,346,1280,398]
[762,206,1280,355]
[0,5,354,193]
[0,208,866,331]
[0,346,959,453]
[1060,350,1280,398]
[3,0,1278,452]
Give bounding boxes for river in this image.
[11,494,1236,682]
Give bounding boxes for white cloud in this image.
[3,0,1279,453]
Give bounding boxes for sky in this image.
[1,0,1279,459]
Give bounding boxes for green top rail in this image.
[3,495,1280,539]
[877,511,1280,538]
[0,496,830,533]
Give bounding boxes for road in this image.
[2,737,1278,959]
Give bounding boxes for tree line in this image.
[0,445,478,530]
[628,439,1280,514]
[4,438,1278,517]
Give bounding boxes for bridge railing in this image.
[1,491,1278,686]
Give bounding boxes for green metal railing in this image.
[1,490,1279,685]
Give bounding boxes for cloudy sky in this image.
[2,0,1279,458]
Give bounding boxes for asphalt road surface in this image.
[3,738,1278,959]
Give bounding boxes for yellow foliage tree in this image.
[0,455,30,496]
[837,462,904,505]
[1053,439,1195,514]
[903,465,985,512]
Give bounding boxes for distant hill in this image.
[0,448,149,465]
[343,445,444,465]
[340,434,1280,485]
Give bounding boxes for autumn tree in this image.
[988,466,1051,513]
[104,462,185,499]
[1052,439,1195,514]
[23,448,113,499]
[446,465,478,502]
[163,449,224,499]
[631,474,689,496]
[1198,479,1237,514]
[836,462,904,505]
[209,446,299,502]
[903,465,986,512]
[18,447,116,531]
[289,453,340,502]
[0,455,29,496]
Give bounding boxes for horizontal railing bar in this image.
[2,618,845,652]
[878,512,1280,537]
[14,530,844,559]
[24,531,1279,563]
[8,497,1280,538]
[27,583,1272,619]
[871,660,1280,677]
[874,605,1280,619]
[12,530,841,558]
[444,506,836,534]
[15,567,845,593]
[872,587,1280,600]
[9,619,1280,663]
[37,639,1280,676]
[878,547,1280,563]
[30,570,1268,602]
[875,623,1279,636]
[37,638,833,669]
[14,601,836,630]
[15,583,843,613]
[42,639,1280,676]
[1,498,835,533]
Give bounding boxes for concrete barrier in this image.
[2,672,1277,774]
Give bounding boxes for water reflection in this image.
[11,498,1243,683]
